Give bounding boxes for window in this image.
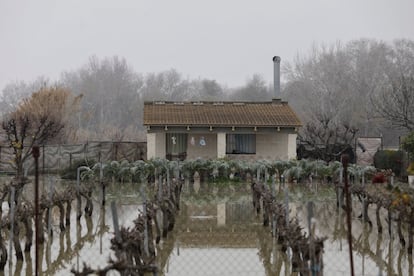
[166,133,187,160]
[226,134,256,154]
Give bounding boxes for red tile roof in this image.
[144,101,302,127]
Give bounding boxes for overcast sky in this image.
[1,0,414,91]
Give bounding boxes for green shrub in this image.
[373,150,404,177]
[402,132,414,175]
[402,132,414,160]
[407,162,414,175]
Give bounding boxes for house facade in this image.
[143,99,301,161]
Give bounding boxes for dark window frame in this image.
[166,133,188,160]
[226,133,256,154]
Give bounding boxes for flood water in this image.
[1,177,413,276]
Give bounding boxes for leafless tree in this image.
[141,69,192,101]
[283,42,360,159]
[61,56,143,141]
[283,39,414,157]
[229,74,272,101]
[372,39,414,131]
[1,87,81,182]
[0,77,49,116]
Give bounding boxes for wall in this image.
[147,132,167,159]
[287,133,298,159]
[146,133,156,159]
[217,132,226,158]
[147,130,297,161]
[256,132,289,160]
[155,132,166,158]
[186,133,217,159]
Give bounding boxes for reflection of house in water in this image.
[178,202,258,248]
[163,201,286,276]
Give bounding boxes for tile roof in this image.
[144,101,302,127]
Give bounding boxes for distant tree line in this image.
[1,39,413,149]
[1,57,274,142]
[283,39,414,158]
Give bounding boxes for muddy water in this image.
[1,178,413,275]
[162,187,413,276]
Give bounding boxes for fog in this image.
[1,0,414,90]
[1,1,413,145]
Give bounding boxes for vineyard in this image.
[0,157,413,275]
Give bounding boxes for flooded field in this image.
[1,177,413,275]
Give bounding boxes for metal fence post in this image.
[141,185,149,257]
[342,154,355,276]
[111,201,121,243]
[32,146,40,276]
[9,186,16,273]
[42,144,45,174]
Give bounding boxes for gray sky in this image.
[1,0,414,91]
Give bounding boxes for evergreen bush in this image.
[373,150,404,177]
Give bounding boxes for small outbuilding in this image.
[143,56,302,161]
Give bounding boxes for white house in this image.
[143,57,301,161]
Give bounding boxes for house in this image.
[143,56,302,161]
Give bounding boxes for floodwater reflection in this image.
[160,186,413,276]
[0,180,412,275]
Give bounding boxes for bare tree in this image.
[345,39,390,136]
[374,75,414,131]
[197,79,223,101]
[1,87,81,182]
[283,42,361,160]
[283,39,414,157]
[373,39,414,131]
[229,74,272,101]
[140,70,227,102]
[61,56,144,141]
[141,69,192,101]
[0,77,49,116]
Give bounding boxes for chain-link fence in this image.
[0,141,147,174]
[1,154,414,275]
[0,178,413,275]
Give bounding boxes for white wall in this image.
[147,132,166,159]
[217,132,226,158]
[155,132,166,158]
[287,133,298,159]
[146,133,156,159]
[256,132,289,160]
[186,133,217,159]
[148,130,297,161]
